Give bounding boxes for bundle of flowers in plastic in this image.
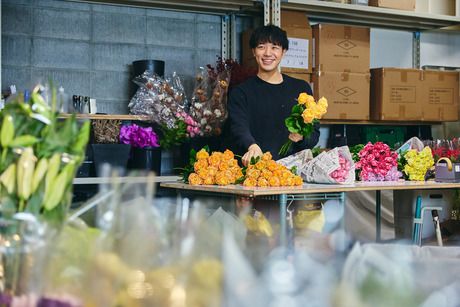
[42,169,240,307]
[402,146,434,181]
[355,142,401,181]
[189,64,231,136]
[297,146,355,184]
[424,138,460,162]
[128,71,187,129]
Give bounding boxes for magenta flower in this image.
[120,124,159,148]
[355,142,401,182]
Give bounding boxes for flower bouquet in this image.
[120,123,159,149]
[279,93,327,157]
[189,60,231,137]
[355,142,401,181]
[402,146,434,181]
[0,84,90,224]
[300,146,355,184]
[241,152,303,187]
[120,123,162,173]
[182,147,243,185]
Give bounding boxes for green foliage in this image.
[159,119,188,150]
[0,84,90,225]
[349,144,365,163]
[180,146,210,183]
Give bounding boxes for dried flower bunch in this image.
[92,119,122,144]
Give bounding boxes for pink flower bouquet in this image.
[355,142,401,181]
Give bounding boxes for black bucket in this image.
[131,59,165,97]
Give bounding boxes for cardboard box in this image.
[370,68,423,121]
[312,71,370,120]
[283,72,312,83]
[312,24,370,73]
[429,0,455,16]
[369,0,415,11]
[421,70,459,121]
[242,10,312,73]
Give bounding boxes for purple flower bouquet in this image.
[120,124,159,148]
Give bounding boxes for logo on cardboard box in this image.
[336,40,356,51]
[336,87,356,97]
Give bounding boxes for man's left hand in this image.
[289,133,303,142]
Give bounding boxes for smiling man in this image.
[228,24,320,164]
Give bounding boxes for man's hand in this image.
[289,133,303,142]
[242,144,263,166]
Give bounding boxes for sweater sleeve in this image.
[227,87,257,151]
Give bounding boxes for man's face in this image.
[252,42,286,73]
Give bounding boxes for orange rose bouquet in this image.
[182,147,243,185]
[279,93,327,157]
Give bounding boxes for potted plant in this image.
[120,123,161,174]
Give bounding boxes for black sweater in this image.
[227,74,320,160]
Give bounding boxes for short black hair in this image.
[249,24,289,50]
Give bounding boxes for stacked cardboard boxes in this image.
[370,68,459,121]
[311,24,371,120]
[369,0,416,11]
[242,10,313,83]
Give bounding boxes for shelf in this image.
[59,113,151,121]
[76,0,261,15]
[321,119,442,125]
[282,0,460,31]
[73,175,179,185]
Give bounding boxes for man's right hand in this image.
[242,144,263,166]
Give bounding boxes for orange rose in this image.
[208,166,218,177]
[297,92,309,105]
[267,160,279,172]
[243,178,257,187]
[247,169,261,180]
[268,176,280,187]
[255,160,266,170]
[257,177,269,187]
[188,173,203,185]
[262,152,272,161]
[293,176,303,186]
[197,168,209,180]
[194,159,208,172]
[203,176,215,185]
[302,108,315,124]
[262,169,273,179]
[216,175,230,185]
[222,149,234,160]
[208,152,222,166]
[318,97,328,109]
[218,161,229,171]
[196,149,210,160]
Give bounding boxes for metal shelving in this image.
[75,0,262,15]
[281,0,460,31]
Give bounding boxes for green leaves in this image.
[159,119,188,150]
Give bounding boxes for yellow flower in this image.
[255,160,266,170]
[222,149,234,160]
[197,168,209,180]
[262,152,272,161]
[208,166,218,177]
[306,96,316,109]
[243,178,257,187]
[189,173,203,185]
[293,176,303,186]
[297,93,309,105]
[194,159,208,172]
[196,149,209,160]
[257,177,269,187]
[318,97,328,109]
[247,169,261,180]
[269,176,280,187]
[301,108,315,124]
[203,176,215,185]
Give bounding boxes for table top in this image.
[73,176,180,185]
[160,180,460,197]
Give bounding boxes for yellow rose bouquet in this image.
[278,93,327,157]
[403,146,434,181]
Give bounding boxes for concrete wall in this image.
[1,0,253,113]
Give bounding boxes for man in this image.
[228,24,320,165]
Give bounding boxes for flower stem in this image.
[278,140,293,157]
